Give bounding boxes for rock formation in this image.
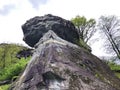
[22,14,79,47]
[16,49,33,59]
[10,14,120,90]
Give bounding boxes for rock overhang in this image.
[22,14,79,47]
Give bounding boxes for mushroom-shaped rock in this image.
[10,30,120,90]
[22,14,79,47]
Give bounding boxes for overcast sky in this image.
[0,0,120,56]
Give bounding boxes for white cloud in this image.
[28,0,49,9]
[0,4,15,15]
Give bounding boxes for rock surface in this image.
[22,14,79,47]
[16,49,33,59]
[10,30,120,90]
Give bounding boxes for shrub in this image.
[0,57,30,81]
[0,84,10,90]
[107,61,120,79]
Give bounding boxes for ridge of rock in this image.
[35,30,78,48]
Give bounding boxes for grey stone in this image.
[22,14,79,47]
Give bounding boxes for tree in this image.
[71,15,96,44]
[0,44,9,68]
[98,15,120,59]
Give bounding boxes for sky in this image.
[0,0,120,56]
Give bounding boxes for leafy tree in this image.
[98,15,120,59]
[0,44,9,68]
[71,15,96,44]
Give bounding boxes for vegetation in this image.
[98,15,120,59]
[0,43,31,90]
[71,15,96,44]
[71,15,96,52]
[0,57,30,81]
[0,43,28,69]
[107,61,120,78]
[0,84,10,90]
[1,14,120,89]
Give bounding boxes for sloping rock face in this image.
[11,30,120,90]
[22,14,79,47]
[10,15,120,90]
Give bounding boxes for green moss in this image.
[95,72,105,81]
[95,73,99,78]
[79,63,86,68]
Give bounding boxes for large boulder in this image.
[10,30,120,90]
[22,14,79,47]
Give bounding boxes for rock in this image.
[16,49,33,59]
[10,30,120,90]
[0,80,11,85]
[22,14,79,47]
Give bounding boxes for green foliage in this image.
[0,43,31,82]
[0,57,30,81]
[107,61,120,79]
[71,16,87,28]
[71,15,96,44]
[78,38,91,52]
[0,43,31,90]
[0,84,10,90]
[108,62,120,71]
[115,72,120,78]
[0,43,28,69]
[71,15,96,52]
